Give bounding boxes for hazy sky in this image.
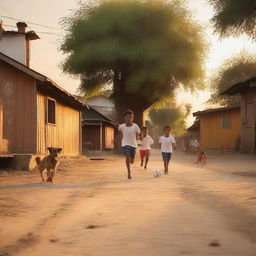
[1,0,256,117]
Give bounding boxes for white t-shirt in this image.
[194,139,199,148]
[159,135,176,153]
[137,135,154,150]
[119,123,141,147]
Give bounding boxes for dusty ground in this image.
[0,150,256,256]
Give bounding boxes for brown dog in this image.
[195,151,207,166]
[35,147,62,182]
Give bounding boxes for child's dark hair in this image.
[141,126,148,131]
[123,109,134,117]
[163,125,171,130]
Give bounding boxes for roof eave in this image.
[193,106,240,117]
[87,105,119,125]
[0,52,87,110]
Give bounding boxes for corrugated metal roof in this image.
[221,77,256,95]
[82,106,119,127]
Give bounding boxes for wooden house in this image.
[0,52,86,168]
[82,106,118,153]
[78,95,117,121]
[193,106,241,150]
[222,77,256,153]
[0,22,87,169]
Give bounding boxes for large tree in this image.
[61,0,206,126]
[210,0,256,38]
[209,52,256,106]
[148,104,191,141]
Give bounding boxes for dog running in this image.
[35,147,62,182]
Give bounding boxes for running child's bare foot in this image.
[144,165,147,169]
[128,175,132,179]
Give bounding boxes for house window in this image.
[47,99,56,124]
[220,117,231,128]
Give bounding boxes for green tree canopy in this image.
[61,0,206,125]
[210,0,256,38]
[148,104,190,137]
[209,52,256,106]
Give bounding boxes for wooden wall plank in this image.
[40,98,80,155]
[0,62,37,154]
[37,93,46,154]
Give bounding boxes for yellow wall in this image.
[37,93,81,156]
[200,109,241,149]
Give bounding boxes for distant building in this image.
[193,106,241,150]
[84,95,117,121]
[222,77,256,153]
[82,106,118,153]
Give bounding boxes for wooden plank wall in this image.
[0,62,37,154]
[0,81,5,153]
[200,109,241,149]
[105,126,115,149]
[57,103,80,155]
[37,92,80,155]
[37,93,46,154]
[240,90,256,153]
[82,125,100,150]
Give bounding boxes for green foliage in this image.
[210,0,256,38]
[61,0,207,113]
[209,52,256,105]
[148,106,189,137]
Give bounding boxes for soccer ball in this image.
[153,169,162,177]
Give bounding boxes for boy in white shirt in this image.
[118,110,141,179]
[159,126,176,174]
[137,127,154,169]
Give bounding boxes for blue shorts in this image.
[123,146,136,159]
[162,152,172,161]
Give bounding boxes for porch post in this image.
[100,121,103,151]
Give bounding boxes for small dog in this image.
[195,150,207,166]
[35,147,62,182]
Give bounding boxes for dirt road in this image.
[0,151,255,256]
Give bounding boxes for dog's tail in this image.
[35,156,41,166]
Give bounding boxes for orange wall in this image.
[37,93,81,155]
[200,109,241,149]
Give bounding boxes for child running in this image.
[159,126,176,174]
[118,110,141,179]
[137,127,154,169]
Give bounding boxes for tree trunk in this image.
[114,101,145,128]
[133,110,144,128]
[112,70,147,127]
